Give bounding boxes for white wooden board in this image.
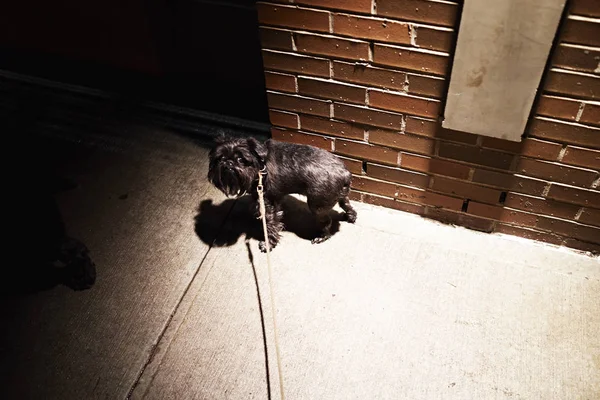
[443,0,566,142]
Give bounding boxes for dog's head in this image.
[207,135,267,198]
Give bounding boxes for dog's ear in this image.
[214,131,229,144]
[246,137,267,163]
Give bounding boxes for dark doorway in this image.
[0,0,269,122]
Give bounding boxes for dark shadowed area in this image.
[0,74,267,398]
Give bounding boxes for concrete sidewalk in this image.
[134,194,600,400]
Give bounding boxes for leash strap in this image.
[257,168,285,400]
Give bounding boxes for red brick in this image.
[460,214,498,232]
[405,116,439,137]
[495,224,564,245]
[457,214,497,233]
[269,109,299,129]
[334,103,404,130]
[257,3,330,32]
[562,18,600,47]
[407,74,446,98]
[425,207,496,232]
[271,128,333,150]
[336,155,364,174]
[472,169,548,196]
[262,50,330,77]
[376,0,459,27]
[294,0,372,14]
[522,139,565,161]
[496,209,541,228]
[579,207,600,227]
[333,61,407,91]
[504,193,580,219]
[552,44,600,74]
[335,139,399,165]
[298,77,366,104]
[267,92,331,117]
[424,207,463,225]
[536,95,580,122]
[467,201,504,220]
[437,130,479,146]
[351,175,397,197]
[362,193,426,214]
[516,157,598,187]
[580,103,600,127]
[300,115,365,139]
[401,153,471,180]
[561,146,600,170]
[537,216,600,243]
[438,142,514,170]
[481,137,524,156]
[333,14,411,45]
[546,183,600,208]
[295,33,370,61]
[260,27,294,51]
[415,26,454,52]
[570,0,600,18]
[529,118,600,149]
[265,71,297,93]
[349,190,363,202]
[431,176,504,205]
[544,70,600,100]
[405,116,478,144]
[367,163,430,187]
[368,90,441,118]
[369,129,435,155]
[374,44,449,76]
[397,186,464,210]
[562,238,600,254]
[481,137,562,161]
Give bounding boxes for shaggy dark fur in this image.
[208,136,357,251]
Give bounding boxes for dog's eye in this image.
[237,157,244,164]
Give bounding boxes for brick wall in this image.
[257,0,600,254]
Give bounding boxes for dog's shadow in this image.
[195,195,344,247]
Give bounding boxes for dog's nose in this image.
[225,160,234,168]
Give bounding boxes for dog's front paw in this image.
[259,240,278,253]
[311,235,332,245]
[345,210,357,224]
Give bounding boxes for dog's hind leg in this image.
[338,181,357,223]
[338,195,357,223]
[308,197,336,244]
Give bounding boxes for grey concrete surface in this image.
[0,114,230,398]
[134,195,600,400]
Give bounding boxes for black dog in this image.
[208,136,357,252]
